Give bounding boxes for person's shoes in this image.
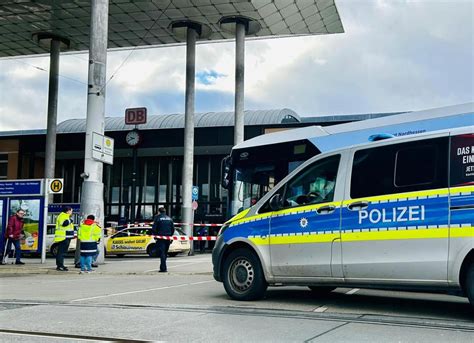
[56,267,68,271]
[15,261,25,265]
[79,270,86,274]
[91,264,98,268]
[62,267,69,271]
[158,270,167,273]
[87,270,94,273]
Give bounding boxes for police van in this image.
[212,127,474,307]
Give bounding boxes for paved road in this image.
[0,254,472,342]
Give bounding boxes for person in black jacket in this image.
[151,207,174,272]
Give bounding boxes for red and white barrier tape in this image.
[153,235,217,241]
[127,222,223,228]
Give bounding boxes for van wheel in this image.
[116,254,125,258]
[223,248,267,301]
[50,244,59,257]
[466,263,474,308]
[168,252,178,257]
[147,244,157,257]
[308,286,336,294]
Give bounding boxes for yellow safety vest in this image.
[78,222,101,255]
[54,212,74,242]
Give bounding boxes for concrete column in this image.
[80,0,109,264]
[181,27,197,251]
[44,38,60,188]
[234,21,246,146]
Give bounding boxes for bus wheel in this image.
[223,248,267,301]
[50,244,58,257]
[308,286,336,294]
[466,263,474,308]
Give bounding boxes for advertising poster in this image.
[9,199,41,251]
[451,133,474,186]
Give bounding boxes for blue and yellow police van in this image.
[212,126,474,308]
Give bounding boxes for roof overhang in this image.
[0,0,344,58]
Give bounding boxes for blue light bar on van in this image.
[368,133,395,141]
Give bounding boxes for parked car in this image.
[46,224,77,256]
[105,227,190,257]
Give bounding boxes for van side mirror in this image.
[269,194,283,211]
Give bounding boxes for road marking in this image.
[70,280,214,302]
[144,261,206,273]
[0,331,91,341]
[346,288,360,295]
[312,306,328,313]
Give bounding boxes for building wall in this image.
[0,139,19,179]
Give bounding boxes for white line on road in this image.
[313,306,328,312]
[70,280,214,302]
[346,288,360,295]
[144,261,207,273]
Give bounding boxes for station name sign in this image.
[0,180,42,196]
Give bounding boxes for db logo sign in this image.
[47,178,64,194]
[125,107,147,125]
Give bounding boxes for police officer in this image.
[54,206,75,271]
[77,215,101,273]
[151,207,174,272]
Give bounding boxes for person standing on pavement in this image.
[2,209,26,265]
[77,215,101,274]
[54,206,75,271]
[151,207,174,272]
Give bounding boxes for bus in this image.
[222,102,474,217]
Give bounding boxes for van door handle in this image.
[317,205,336,214]
[347,201,369,211]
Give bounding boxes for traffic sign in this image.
[192,200,198,211]
[192,186,199,200]
[125,107,147,125]
[47,178,64,194]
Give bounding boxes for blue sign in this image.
[192,186,199,201]
[48,203,81,213]
[0,180,42,196]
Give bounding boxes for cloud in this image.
[0,0,473,131]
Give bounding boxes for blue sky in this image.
[0,0,473,131]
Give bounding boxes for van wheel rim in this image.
[230,258,254,292]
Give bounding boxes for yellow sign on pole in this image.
[47,178,64,194]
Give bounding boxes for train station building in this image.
[0,109,400,223]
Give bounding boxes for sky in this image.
[0,0,473,132]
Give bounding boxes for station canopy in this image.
[0,0,344,58]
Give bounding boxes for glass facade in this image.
[55,155,226,223]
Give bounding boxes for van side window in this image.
[450,133,474,187]
[351,137,448,198]
[282,155,340,208]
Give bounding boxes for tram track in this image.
[1,300,473,334]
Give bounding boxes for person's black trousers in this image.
[156,239,171,272]
[56,238,71,268]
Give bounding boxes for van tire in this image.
[223,248,267,301]
[308,286,336,294]
[466,263,474,308]
[50,244,58,257]
[116,254,125,258]
[168,252,178,257]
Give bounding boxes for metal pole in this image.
[80,0,109,264]
[181,26,197,255]
[131,145,137,222]
[44,39,61,196]
[232,21,246,215]
[41,180,48,263]
[234,21,245,146]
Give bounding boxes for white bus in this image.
[222,103,474,218]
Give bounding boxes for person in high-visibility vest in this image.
[54,206,75,271]
[77,215,101,273]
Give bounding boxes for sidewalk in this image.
[0,253,213,276]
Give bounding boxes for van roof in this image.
[234,102,474,153]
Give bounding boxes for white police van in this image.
[212,126,474,308]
